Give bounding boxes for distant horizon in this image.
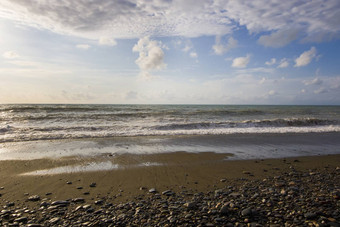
[1,103,339,107]
[0,1,339,105]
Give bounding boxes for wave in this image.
[154,118,337,130]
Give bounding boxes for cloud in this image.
[3,51,19,59]
[232,54,250,68]
[259,77,266,84]
[265,58,276,66]
[278,58,289,68]
[76,44,91,50]
[190,52,198,58]
[268,90,277,96]
[98,37,117,46]
[223,0,340,44]
[303,77,323,86]
[212,36,238,55]
[314,87,327,94]
[295,47,317,67]
[258,29,299,47]
[1,0,338,43]
[132,36,166,78]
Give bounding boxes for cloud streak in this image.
[0,0,339,44]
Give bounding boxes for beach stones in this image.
[162,190,173,196]
[149,188,157,193]
[72,198,85,203]
[184,202,196,209]
[49,217,60,224]
[51,200,70,206]
[0,167,339,226]
[89,182,97,187]
[28,195,40,201]
[219,204,229,215]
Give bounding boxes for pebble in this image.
[220,204,229,215]
[28,195,40,201]
[184,202,196,209]
[72,198,85,203]
[149,188,157,193]
[49,217,60,224]
[89,182,96,187]
[241,208,253,217]
[162,190,173,196]
[51,200,70,206]
[0,168,338,226]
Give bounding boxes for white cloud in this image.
[258,29,299,47]
[98,37,117,46]
[132,36,166,78]
[303,77,323,86]
[76,44,91,50]
[314,87,327,94]
[1,0,337,43]
[3,51,19,59]
[223,0,340,44]
[259,77,266,84]
[278,58,289,68]
[265,58,276,66]
[190,52,198,58]
[268,90,277,96]
[232,54,250,68]
[212,36,238,55]
[295,47,317,67]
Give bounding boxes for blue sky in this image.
[0,0,339,104]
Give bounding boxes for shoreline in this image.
[0,153,339,225]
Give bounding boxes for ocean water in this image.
[0,104,340,160]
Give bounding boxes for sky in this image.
[0,0,340,105]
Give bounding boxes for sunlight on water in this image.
[21,161,162,175]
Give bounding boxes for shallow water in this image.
[1,133,339,161]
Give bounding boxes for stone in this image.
[51,200,70,206]
[28,195,40,201]
[220,204,229,215]
[14,217,27,223]
[304,212,317,220]
[49,217,60,224]
[89,182,96,187]
[149,188,157,193]
[95,200,104,205]
[241,208,253,216]
[184,202,196,209]
[162,190,173,196]
[72,198,85,203]
[215,189,223,197]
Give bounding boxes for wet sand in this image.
[1,152,339,205]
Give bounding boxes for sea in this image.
[1,104,340,161]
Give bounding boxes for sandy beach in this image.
[0,152,339,226]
